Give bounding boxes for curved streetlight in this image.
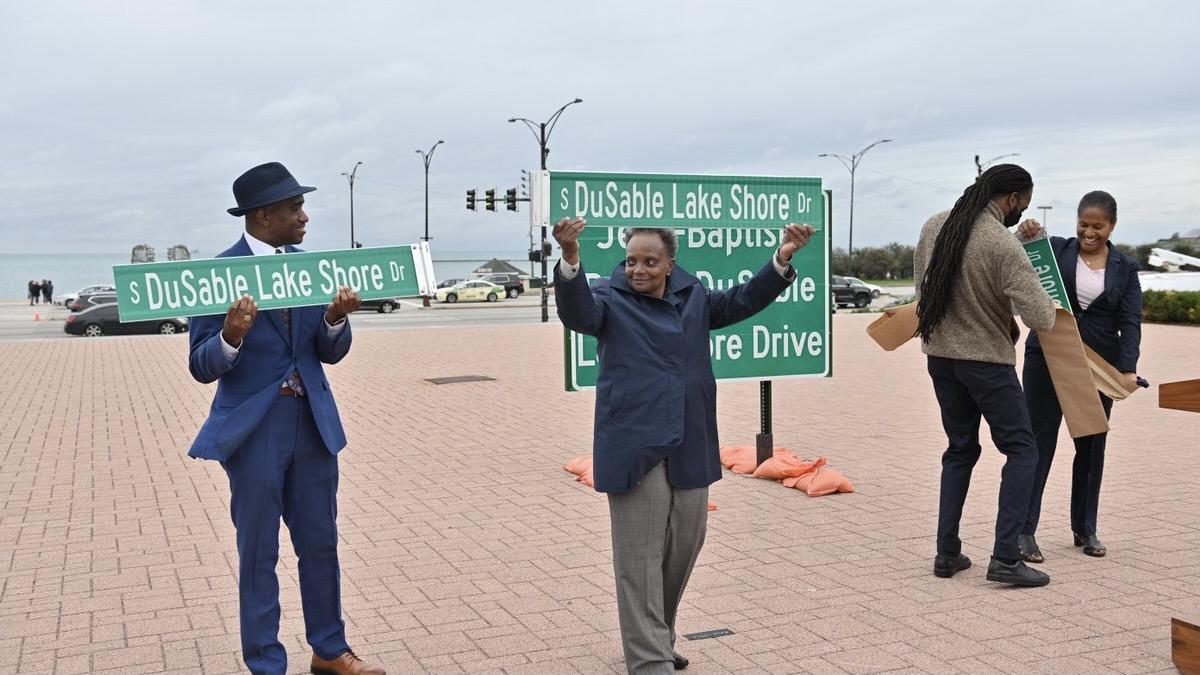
[340,161,363,248]
[818,138,892,276]
[415,140,445,243]
[975,152,1020,176]
[507,97,584,322]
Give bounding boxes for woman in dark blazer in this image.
[1018,190,1143,562]
[553,217,811,675]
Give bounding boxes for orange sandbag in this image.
[720,445,792,474]
[564,455,592,476]
[564,455,596,489]
[780,457,826,489]
[707,502,718,511]
[803,467,854,497]
[752,452,821,480]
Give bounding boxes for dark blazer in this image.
[187,237,353,461]
[1025,236,1142,373]
[556,259,795,493]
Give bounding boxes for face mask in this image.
[1003,196,1024,228]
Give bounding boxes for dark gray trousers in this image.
[608,462,708,675]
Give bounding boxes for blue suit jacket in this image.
[187,237,352,461]
[555,259,794,493]
[1025,236,1142,373]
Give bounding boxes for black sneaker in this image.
[986,557,1050,587]
[933,553,972,578]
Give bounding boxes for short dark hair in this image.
[1078,190,1117,223]
[623,227,678,259]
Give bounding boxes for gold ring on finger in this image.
[242,314,251,322]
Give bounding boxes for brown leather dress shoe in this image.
[311,650,386,675]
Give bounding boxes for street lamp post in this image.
[341,161,362,249]
[818,139,891,277]
[1038,205,1052,229]
[416,141,444,308]
[975,153,1020,177]
[508,97,583,323]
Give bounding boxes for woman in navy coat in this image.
[1018,191,1143,562]
[553,217,812,674]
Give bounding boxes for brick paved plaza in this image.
[1,314,1196,674]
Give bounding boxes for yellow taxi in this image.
[435,279,506,303]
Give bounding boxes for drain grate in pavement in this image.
[425,375,496,385]
[682,628,734,641]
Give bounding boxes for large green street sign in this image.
[531,171,830,391]
[112,244,435,322]
[1022,235,1068,306]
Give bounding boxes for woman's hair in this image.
[1078,190,1117,223]
[917,163,1033,343]
[623,227,678,259]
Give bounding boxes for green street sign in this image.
[112,244,435,322]
[1022,235,1068,307]
[531,171,831,391]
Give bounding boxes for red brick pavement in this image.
[0,315,1196,674]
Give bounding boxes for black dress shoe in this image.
[1018,533,1044,563]
[986,557,1050,587]
[672,651,688,670]
[933,553,972,578]
[1075,533,1106,557]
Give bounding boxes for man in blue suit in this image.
[188,162,384,675]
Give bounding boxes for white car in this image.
[57,283,117,307]
[435,279,505,303]
[845,277,882,298]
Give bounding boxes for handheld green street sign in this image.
[1022,235,1068,306]
[529,170,831,391]
[112,244,436,322]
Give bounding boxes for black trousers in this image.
[1021,348,1114,538]
[927,356,1038,561]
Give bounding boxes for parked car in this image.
[844,276,882,298]
[69,292,117,312]
[831,275,873,308]
[64,302,187,337]
[479,273,524,298]
[436,278,463,289]
[57,283,116,307]
[358,297,403,313]
[435,279,505,303]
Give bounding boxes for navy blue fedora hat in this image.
[228,162,316,216]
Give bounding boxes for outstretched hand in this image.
[553,217,586,264]
[777,224,816,263]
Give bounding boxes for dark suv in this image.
[481,274,524,299]
[831,275,873,308]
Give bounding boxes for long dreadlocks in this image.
[917,164,1032,343]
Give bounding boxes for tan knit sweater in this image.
[913,203,1056,365]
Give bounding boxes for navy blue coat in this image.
[556,258,795,493]
[187,237,353,461]
[1025,236,1142,373]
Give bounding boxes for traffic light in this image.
[543,241,553,258]
[485,189,496,211]
[529,249,541,263]
[466,189,476,211]
[505,188,517,211]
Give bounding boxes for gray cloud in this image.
[1,0,1197,256]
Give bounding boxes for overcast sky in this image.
[2,1,1198,256]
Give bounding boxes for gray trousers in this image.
[608,462,709,675]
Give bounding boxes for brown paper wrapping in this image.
[867,305,1121,438]
[1035,308,1109,438]
[1160,379,1200,413]
[866,303,918,351]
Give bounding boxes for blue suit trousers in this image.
[222,395,348,675]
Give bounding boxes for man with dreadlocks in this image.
[913,163,1057,587]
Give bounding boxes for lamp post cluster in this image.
[818,139,891,277]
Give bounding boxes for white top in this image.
[1075,257,1106,310]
